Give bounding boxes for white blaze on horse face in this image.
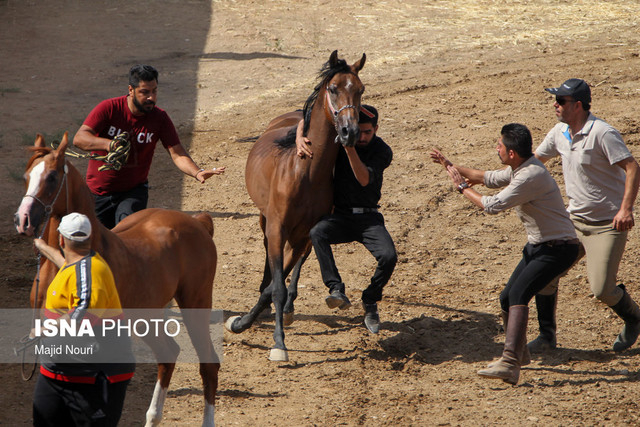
[15,162,45,234]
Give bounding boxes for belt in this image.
[336,207,379,214]
[542,238,580,247]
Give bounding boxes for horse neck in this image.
[55,162,122,255]
[64,163,96,216]
[306,94,341,180]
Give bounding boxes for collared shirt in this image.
[482,156,577,245]
[333,135,393,210]
[535,113,631,221]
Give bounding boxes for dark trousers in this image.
[93,182,148,229]
[500,242,579,312]
[309,212,397,304]
[33,374,130,427]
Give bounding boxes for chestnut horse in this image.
[225,50,366,362]
[14,133,219,427]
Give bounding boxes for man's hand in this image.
[295,119,313,158]
[430,148,453,168]
[446,165,465,186]
[195,167,226,183]
[296,136,313,159]
[34,238,65,267]
[613,208,635,232]
[99,132,131,171]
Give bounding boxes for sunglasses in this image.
[556,97,577,106]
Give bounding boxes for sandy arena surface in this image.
[2,1,640,425]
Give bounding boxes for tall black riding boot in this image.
[611,284,640,352]
[478,305,529,385]
[527,291,557,353]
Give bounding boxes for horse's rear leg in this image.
[257,252,273,319]
[180,308,220,427]
[226,219,273,332]
[258,214,272,295]
[283,247,311,326]
[144,338,180,426]
[225,284,273,333]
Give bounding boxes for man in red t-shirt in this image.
[74,64,225,228]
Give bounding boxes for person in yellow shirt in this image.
[33,213,134,427]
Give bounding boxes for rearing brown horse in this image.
[225,50,366,362]
[14,133,219,426]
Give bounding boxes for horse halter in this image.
[325,88,358,143]
[23,164,69,239]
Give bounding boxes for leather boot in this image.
[478,305,529,385]
[611,284,640,352]
[527,291,557,353]
[488,310,530,367]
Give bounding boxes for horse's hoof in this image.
[268,348,289,362]
[283,311,294,326]
[224,316,242,333]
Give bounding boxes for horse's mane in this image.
[274,56,353,151]
[274,126,298,151]
[26,146,53,169]
[302,56,352,136]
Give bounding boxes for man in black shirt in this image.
[296,105,396,333]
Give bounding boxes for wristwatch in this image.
[457,182,469,193]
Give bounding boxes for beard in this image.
[133,96,155,114]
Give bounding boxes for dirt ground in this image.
[3,0,640,425]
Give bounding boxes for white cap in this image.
[57,213,92,242]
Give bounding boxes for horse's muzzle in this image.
[336,121,360,147]
[14,210,36,237]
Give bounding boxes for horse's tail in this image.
[193,212,214,237]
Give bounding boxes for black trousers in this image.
[499,242,580,312]
[33,374,130,427]
[93,182,148,229]
[309,212,397,304]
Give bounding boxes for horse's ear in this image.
[55,132,69,161]
[34,134,45,148]
[352,53,366,74]
[329,50,339,67]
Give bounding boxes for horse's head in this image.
[317,50,366,147]
[14,133,70,237]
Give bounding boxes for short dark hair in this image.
[129,65,159,88]
[359,104,378,127]
[500,123,533,159]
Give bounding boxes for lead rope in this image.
[16,165,68,381]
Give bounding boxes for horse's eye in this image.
[328,85,337,95]
[45,172,58,185]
